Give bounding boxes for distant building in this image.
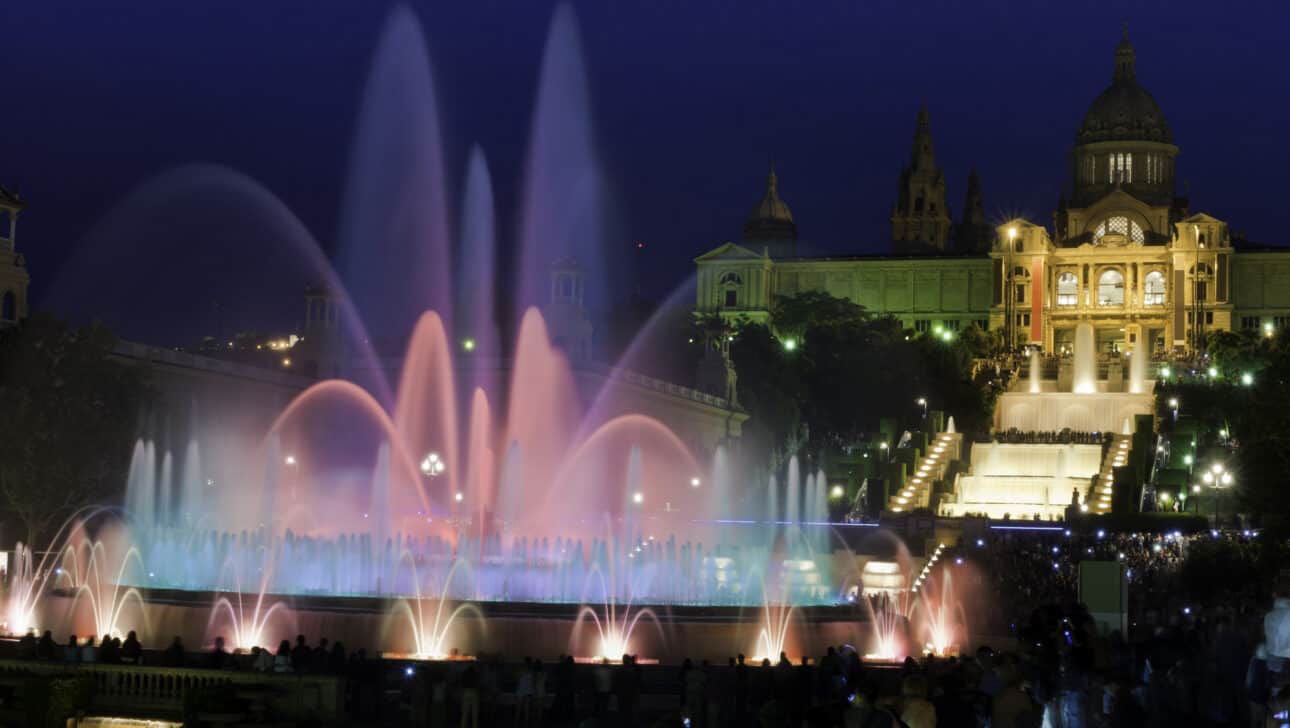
[0,184,29,327]
[696,31,1290,354]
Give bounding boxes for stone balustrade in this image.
[0,659,343,721]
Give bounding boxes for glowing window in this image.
[1093,216,1144,245]
[1143,271,1165,305]
[1108,152,1132,183]
[1056,272,1078,306]
[1098,269,1125,306]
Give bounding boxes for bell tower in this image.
[542,258,594,363]
[891,105,951,253]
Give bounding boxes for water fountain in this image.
[1128,340,1148,394]
[1029,349,1042,393]
[1072,321,1097,393]
[3,2,870,662]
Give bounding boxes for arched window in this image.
[1093,216,1145,246]
[1012,267,1029,304]
[1098,269,1124,306]
[1143,271,1166,306]
[720,271,742,308]
[1056,272,1078,306]
[1189,263,1214,303]
[1,292,13,322]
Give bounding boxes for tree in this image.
[727,291,996,468]
[0,314,149,547]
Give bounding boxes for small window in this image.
[1206,311,1214,325]
[1098,269,1125,306]
[944,319,960,332]
[719,271,743,286]
[724,290,738,308]
[914,319,931,333]
[1143,271,1166,306]
[1015,284,1026,304]
[0,292,12,321]
[978,319,989,331]
[1056,272,1078,306]
[1241,316,1260,331]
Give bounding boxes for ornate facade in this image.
[695,32,1290,354]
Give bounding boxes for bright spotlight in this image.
[284,455,297,466]
[461,338,476,352]
[782,338,797,351]
[830,485,845,499]
[690,477,701,488]
[1168,397,1179,409]
[1241,372,1253,386]
[1183,454,1193,466]
[1160,366,1171,378]
[632,491,644,505]
[1207,367,1219,378]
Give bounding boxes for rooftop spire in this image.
[910,103,936,173]
[1114,24,1136,82]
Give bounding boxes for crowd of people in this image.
[5,529,1284,726]
[989,429,1112,446]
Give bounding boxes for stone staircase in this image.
[889,432,961,513]
[1089,434,1131,514]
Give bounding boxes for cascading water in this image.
[1072,321,1097,393]
[1029,349,1042,393]
[1128,340,1148,394]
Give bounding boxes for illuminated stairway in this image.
[889,432,961,513]
[1088,434,1131,514]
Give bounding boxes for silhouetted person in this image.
[734,653,749,722]
[162,636,185,667]
[79,635,98,663]
[63,635,80,664]
[209,636,229,669]
[36,630,57,661]
[312,637,330,673]
[120,631,142,664]
[328,641,347,673]
[16,630,37,660]
[291,634,311,672]
[99,635,120,664]
[274,640,292,673]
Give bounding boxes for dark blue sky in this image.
[6,0,1288,343]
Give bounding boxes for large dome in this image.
[743,164,796,242]
[1075,34,1172,145]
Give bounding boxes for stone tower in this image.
[0,184,29,326]
[742,163,797,258]
[300,283,345,378]
[542,257,594,363]
[953,169,994,254]
[891,104,951,253]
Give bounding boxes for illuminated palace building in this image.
[696,33,1290,354]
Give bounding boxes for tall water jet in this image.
[338,4,452,342]
[1072,321,1097,393]
[456,146,499,368]
[1029,349,1042,393]
[785,459,801,527]
[179,440,203,529]
[517,3,614,318]
[1128,340,1147,394]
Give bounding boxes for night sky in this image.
[6,0,1288,345]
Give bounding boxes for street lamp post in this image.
[1202,463,1234,530]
